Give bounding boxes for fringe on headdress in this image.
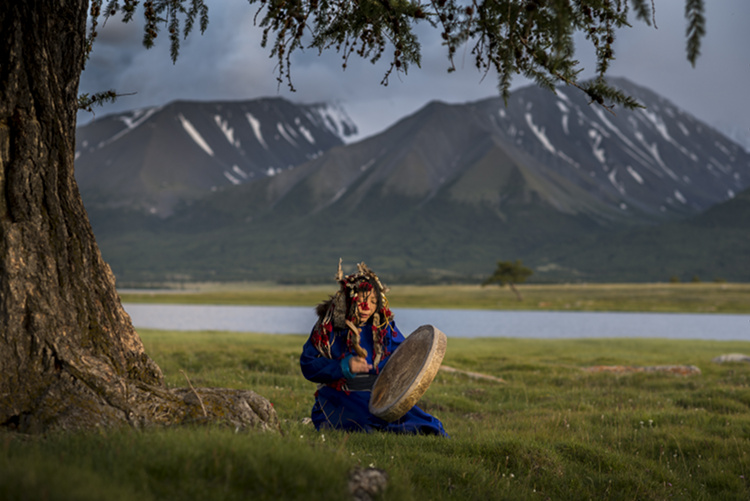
[311,258,394,370]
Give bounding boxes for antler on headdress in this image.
[335,257,344,283]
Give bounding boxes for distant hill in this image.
[550,185,750,283]
[77,80,750,284]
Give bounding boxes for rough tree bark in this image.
[1,2,278,434]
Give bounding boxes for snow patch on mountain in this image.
[307,102,357,142]
[232,165,249,179]
[330,187,347,205]
[640,109,672,143]
[295,118,316,144]
[608,168,626,194]
[245,113,268,149]
[214,115,239,147]
[557,150,580,168]
[638,109,698,161]
[626,166,644,184]
[714,141,732,157]
[588,129,606,163]
[224,171,241,185]
[525,113,556,153]
[277,123,298,146]
[708,157,732,175]
[120,106,160,129]
[633,131,678,181]
[95,107,162,149]
[556,101,570,134]
[594,108,646,159]
[179,114,214,156]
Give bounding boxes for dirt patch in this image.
[583,365,701,376]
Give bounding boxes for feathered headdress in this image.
[311,259,394,369]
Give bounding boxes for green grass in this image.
[4,330,750,500]
[119,282,750,314]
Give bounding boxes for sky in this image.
[78,1,750,147]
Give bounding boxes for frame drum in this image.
[369,325,447,422]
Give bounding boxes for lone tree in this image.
[483,260,534,301]
[1,0,706,433]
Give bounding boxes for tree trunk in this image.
[509,283,523,301]
[0,2,278,433]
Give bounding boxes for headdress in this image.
[311,259,394,370]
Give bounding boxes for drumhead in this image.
[369,325,447,422]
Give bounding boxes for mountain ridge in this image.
[77,79,750,283]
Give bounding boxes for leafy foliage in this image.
[82,0,707,112]
[483,259,533,300]
[77,89,118,113]
[86,0,209,64]
[684,0,706,66]
[483,259,534,287]
[249,0,663,110]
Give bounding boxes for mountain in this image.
[75,97,357,216]
[169,77,749,225]
[468,77,748,220]
[78,79,750,284]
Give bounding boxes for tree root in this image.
[4,369,280,434]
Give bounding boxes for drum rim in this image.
[369,324,447,421]
[380,326,440,407]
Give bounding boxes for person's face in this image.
[355,290,378,325]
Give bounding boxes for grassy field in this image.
[118,282,750,314]
[3,330,750,500]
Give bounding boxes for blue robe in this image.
[300,320,448,436]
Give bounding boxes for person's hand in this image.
[349,356,373,374]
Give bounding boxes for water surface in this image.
[123,303,750,340]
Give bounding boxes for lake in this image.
[123,303,750,341]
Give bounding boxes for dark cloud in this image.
[79,1,749,146]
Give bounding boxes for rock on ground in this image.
[712,353,750,364]
[348,467,389,501]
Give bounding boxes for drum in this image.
[369,324,447,422]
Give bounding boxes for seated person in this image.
[300,261,447,435]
